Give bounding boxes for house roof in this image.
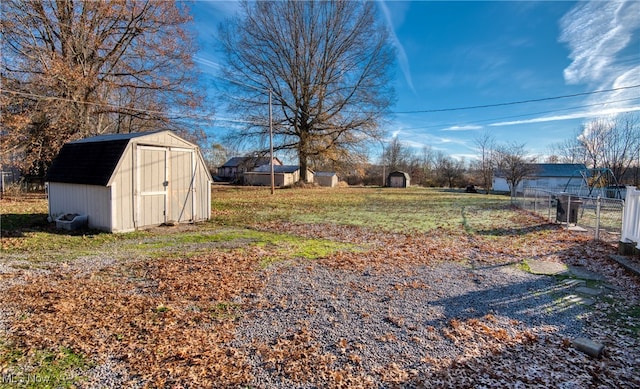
[253,165,301,174]
[315,172,337,177]
[531,163,586,177]
[220,156,277,168]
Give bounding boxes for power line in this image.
[208,73,640,120]
[0,88,216,122]
[392,84,640,114]
[397,97,640,132]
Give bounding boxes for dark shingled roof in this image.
[220,157,274,168]
[530,163,586,177]
[46,131,168,185]
[253,165,301,174]
[45,139,129,185]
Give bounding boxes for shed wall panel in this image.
[110,145,135,232]
[194,155,211,221]
[48,183,111,230]
[315,175,338,187]
[169,149,194,222]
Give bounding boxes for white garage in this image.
[45,130,212,232]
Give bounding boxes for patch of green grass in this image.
[154,304,171,313]
[211,187,511,233]
[209,302,242,321]
[126,228,357,260]
[2,229,150,258]
[517,260,532,273]
[0,342,88,389]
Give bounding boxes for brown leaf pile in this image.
[3,248,266,387]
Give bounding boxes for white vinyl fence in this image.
[622,186,640,249]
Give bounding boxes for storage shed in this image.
[243,165,313,187]
[314,172,339,187]
[46,130,212,232]
[388,171,410,188]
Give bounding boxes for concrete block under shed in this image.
[55,213,88,231]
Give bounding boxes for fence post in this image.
[548,193,552,222]
[567,195,571,227]
[595,196,601,241]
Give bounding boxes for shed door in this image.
[137,146,168,227]
[168,148,195,223]
[390,176,404,187]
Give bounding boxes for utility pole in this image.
[269,89,274,195]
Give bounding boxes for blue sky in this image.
[190,1,640,163]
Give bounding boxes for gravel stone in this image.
[233,259,589,387]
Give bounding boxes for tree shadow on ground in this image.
[473,223,561,237]
[421,270,590,336]
[0,213,107,238]
[0,213,50,236]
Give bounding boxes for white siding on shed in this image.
[48,183,112,231]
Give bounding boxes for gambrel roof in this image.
[45,130,185,186]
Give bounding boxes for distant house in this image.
[493,163,586,193]
[244,165,313,187]
[388,171,410,188]
[217,156,282,182]
[314,172,339,187]
[46,130,212,232]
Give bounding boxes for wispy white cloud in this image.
[194,55,222,73]
[559,1,640,86]
[441,125,483,132]
[489,105,640,127]
[559,0,640,127]
[378,1,415,94]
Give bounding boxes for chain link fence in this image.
[514,187,624,241]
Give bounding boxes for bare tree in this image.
[575,114,640,183]
[434,152,465,188]
[474,131,495,194]
[384,136,414,172]
[217,0,395,182]
[548,134,586,165]
[599,114,640,183]
[1,0,204,177]
[494,142,536,198]
[578,118,610,170]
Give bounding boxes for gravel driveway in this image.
[232,259,591,387]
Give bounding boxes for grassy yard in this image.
[0,186,636,387]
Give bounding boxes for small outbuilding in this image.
[388,171,410,188]
[46,130,212,232]
[314,172,339,187]
[243,165,313,187]
[216,156,282,182]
